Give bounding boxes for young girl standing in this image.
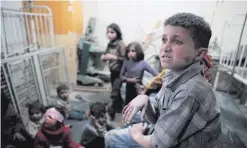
[120,42,158,105]
[101,23,126,120]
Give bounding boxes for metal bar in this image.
[1,13,8,59]
[213,71,220,88]
[242,55,247,77]
[35,15,41,47]
[24,14,31,46]
[11,16,18,49]
[43,66,60,73]
[44,16,49,47]
[18,14,26,48]
[48,12,55,46]
[231,12,247,77]
[241,45,247,76]
[33,55,48,105]
[31,16,38,50]
[62,48,72,90]
[2,10,51,17]
[1,46,64,64]
[6,63,22,113]
[227,12,247,94]
[1,8,22,12]
[237,46,245,72]
[226,52,231,66]
[230,51,236,67]
[6,15,13,55]
[2,65,19,112]
[20,15,28,47]
[39,9,45,47]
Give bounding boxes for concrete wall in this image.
[210,1,247,52]
[82,1,216,54]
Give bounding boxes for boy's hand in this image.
[129,123,148,141]
[122,94,149,124]
[91,115,103,129]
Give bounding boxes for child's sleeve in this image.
[145,94,160,124]
[144,61,159,76]
[120,61,128,81]
[63,127,82,148]
[104,44,110,54]
[80,124,99,145]
[116,41,126,61]
[34,132,46,148]
[27,121,38,138]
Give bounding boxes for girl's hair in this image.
[125,42,144,61]
[26,100,45,115]
[107,23,122,40]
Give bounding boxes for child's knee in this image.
[105,128,129,144]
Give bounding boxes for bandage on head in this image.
[45,107,64,123]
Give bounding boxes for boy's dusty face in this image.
[159,25,197,71]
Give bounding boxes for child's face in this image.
[44,115,57,127]
[97,114,107,126]
[127,45,136,60]
[107,28,117,41]
[159,25,197,71]
[58,89,69,101]
[30,110,43,122]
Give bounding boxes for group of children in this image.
[102,23,160,121]
[2,12,220,148]
[2,83,113,148]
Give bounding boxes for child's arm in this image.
[120,61,128,81]
[149,91,201,148]
[34,132,46,148]
[116,41,126,61]
[103,42,125,61]
[144,100,159,124]
[27,121,38,138]
[122,94,157,124]
[144,61,159,77]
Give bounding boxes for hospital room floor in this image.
[66,89,247,147]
